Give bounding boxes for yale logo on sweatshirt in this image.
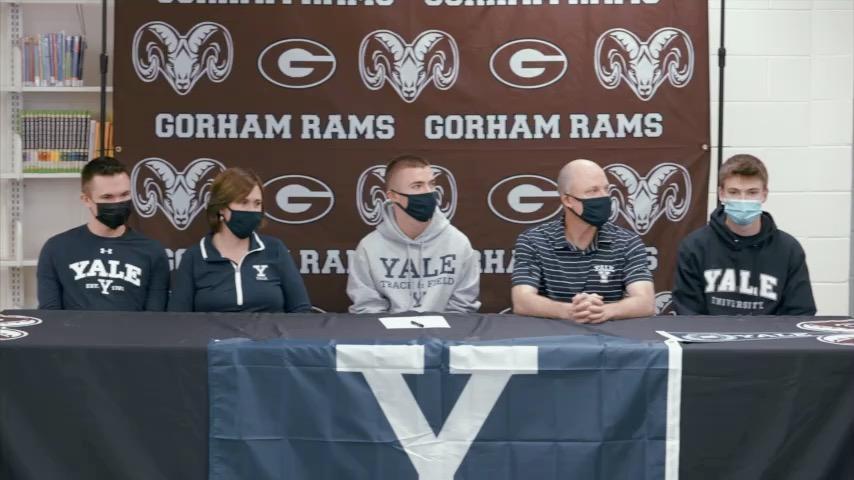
[593,265,615,283]
[68,259,143,295]
[704,268,778,301]
[253,265,269,281]
[379,255,457,279]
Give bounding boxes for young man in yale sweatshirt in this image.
[37,157,170,311]
[347,155,481,313]
[673,154,816,315]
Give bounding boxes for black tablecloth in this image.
[1,311,853,479]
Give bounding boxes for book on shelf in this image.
[20,110,114,173]
[21,32,87,88]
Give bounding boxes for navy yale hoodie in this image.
[673,206,816,315]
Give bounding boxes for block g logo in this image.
[258,39,336,89]
[490,39,568,89]
[488,175,561,224]
[357,165,457,226]
[264,175,335,224]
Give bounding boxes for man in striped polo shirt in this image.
[511,159,655,323]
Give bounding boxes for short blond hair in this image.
[385,155,431,188]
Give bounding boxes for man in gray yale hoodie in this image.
[347,155,481,313]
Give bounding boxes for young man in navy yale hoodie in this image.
[37,157,170,310]
[673,155,816,315]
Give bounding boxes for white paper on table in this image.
[378,315,450,329]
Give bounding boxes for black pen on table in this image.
[411,320,425,328]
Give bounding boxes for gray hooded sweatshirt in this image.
[347,201,481,313]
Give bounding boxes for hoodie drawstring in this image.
[405,242,425,310]
[406,244,413,310]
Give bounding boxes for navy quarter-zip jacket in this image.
[168,232,311,313]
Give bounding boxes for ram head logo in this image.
[359,29,459,103]
[356,166,388,226]
[655,291,677,316]
[131,158,226,230]
[356,164,458,226]
[606,163,691,235]
[594,27,694,101]
[132,21,233,95]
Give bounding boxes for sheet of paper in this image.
[379,315,450,329]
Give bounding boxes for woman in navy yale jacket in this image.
[168,167,311,313]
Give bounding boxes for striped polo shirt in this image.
[512,216,652,302]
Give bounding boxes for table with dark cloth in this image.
[1,311,852,480]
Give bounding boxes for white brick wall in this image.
[708,0,854,315]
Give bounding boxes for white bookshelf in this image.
[0,0,104,4]
[1,172,81,179]
[21,86,113,92]
[0,0,113,309]
[1,86,113,93]
[0,260,38,268]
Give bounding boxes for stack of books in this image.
[20,110,114,173]
[21,32,87,87]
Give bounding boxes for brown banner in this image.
[115,0,710,313]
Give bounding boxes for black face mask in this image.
[567,195,612,227]
[224,209,262,239]
[95,200,133,230]
[392,190,438,223]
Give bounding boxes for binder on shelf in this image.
[86,119,96,162]
[40,35,49,86]
[78,39,86,85]
[71,35,79,86]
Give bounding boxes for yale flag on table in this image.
[208,335,675,479]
